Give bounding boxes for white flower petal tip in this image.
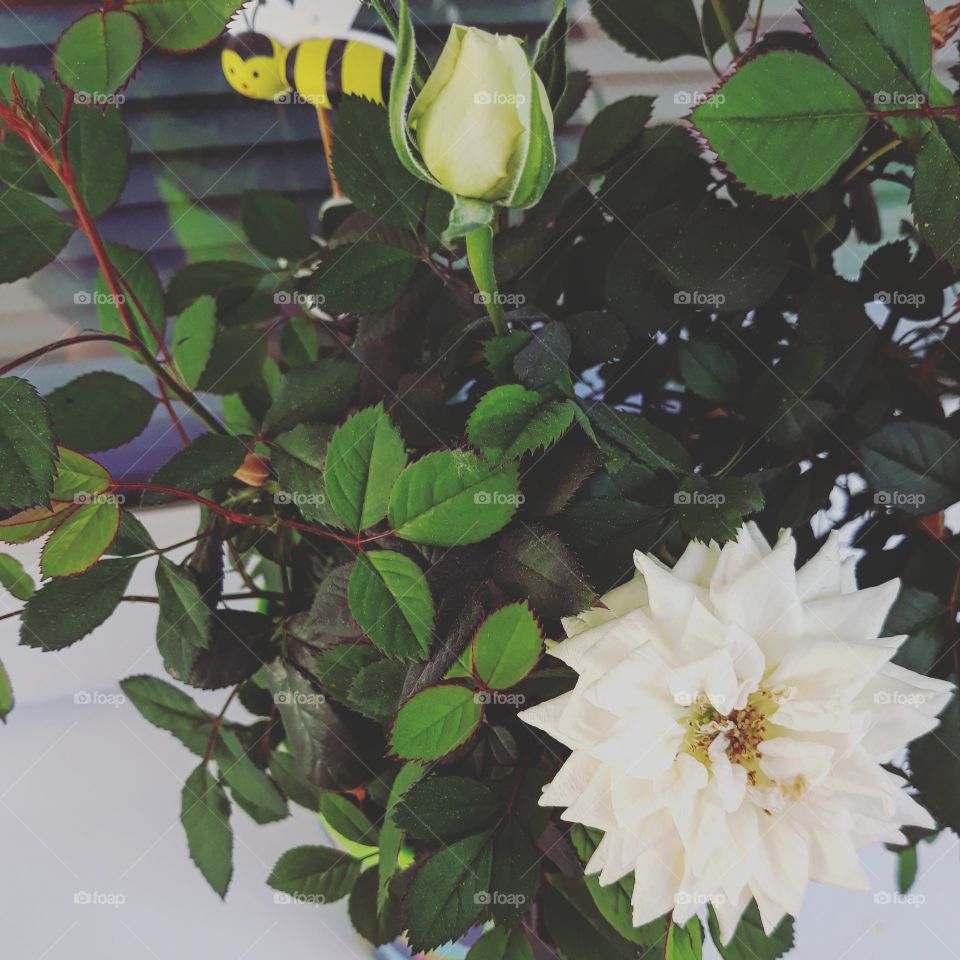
[519,525,954,937]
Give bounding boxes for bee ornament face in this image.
[222,32,289,101]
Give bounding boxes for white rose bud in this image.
[409,26,554,204]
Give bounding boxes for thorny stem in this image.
[0,333,132,377]
[109,482,393,551]
[204,683,242,762]
[155,377,191,446]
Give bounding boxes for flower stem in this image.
[709,0,742,59]
[465,226,507,337]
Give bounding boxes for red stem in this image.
[154,376,191,446]
[109,481,388,550]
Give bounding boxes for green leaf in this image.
[123,0,241,53]
[678,341,739,404]
[0,554,34,601]
[143,434,249,505]
[46,372,156,452]
[583,403,691,473]
[0,503,76,546]
[346,658,406,722]
[885,586,948,674]
[173,295,217,390]
[492,527,594,620]
[64,101,129,217]
[0,377,56,508]
[326,405,407,532]
[467,925,534,960]
[315,643,380,703]
[216,727,288,824]
[390,683,483,761]
[543,875,637,960]
[348,867,404,947]
[910,692,960,833]
[49,448,110,502]
[514,323,571,391]
[96,245,165,357]
[319,792,378,846]
[262,359,358,436]
[666,918,703,960]
[468,386,576,463]
[241,189,313,261]
[0,657,12,722]
[913,129,960,267]
[534,0,569,110]
[707,900,794,960]
[267,845,361,904]
[570,825,664,947]
[40,498,120,578]
[389,451,520,547]
[404,832,493,952]
[333,96,427,231]
[310,242,417,315]
[264,659,367,791]
[54,11,143,97]
[861,421,960,515]
[490,818,540,924]
[348,550,434,660]
[692,52,869,197]
[166,259,262,314]
[378,761,423,910]
[21,558,136,650]
[155,557,211,679]
[577,96,654,172]
[800,0,931,104]
[392,775,500,841]
[272,424,343,527]
[897,847,919,895]
[472,603,542,690]
[675,475,764,543]
[120,673,213,756]
[181,764,233,898]
[590,0,704,61]
[0,189,73,284]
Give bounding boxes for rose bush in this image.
[0,0,959,958]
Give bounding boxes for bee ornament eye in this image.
[252,70,260,78]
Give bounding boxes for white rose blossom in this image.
[520,524,953,942]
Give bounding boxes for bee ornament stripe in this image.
[223,30,393,109]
